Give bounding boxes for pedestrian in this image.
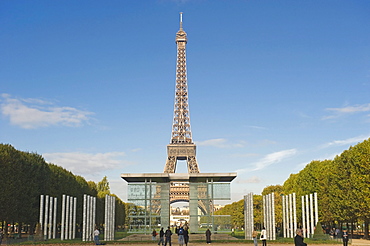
[158,227,165,246]
[152,229,158,240]
[342,229,349,246]
[93,227,100,245]
[252,228,258,246]
[177,226,184,246]
[294,229,307,246]
[205,228,211,244]
[335,228,340,239]
[164,226,172,246]
[260,227,267,246]
[0,229,3,245]
[183,226,189,246]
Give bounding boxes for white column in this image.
[48,196,53,239]
[73,197,77,239]
[82,195,86,241]
[268,194,272,239]
[310,193,314,236]
[293,193,297,237]
[285,195,289,237]
[266,194,269,239]
[263,195,266,230]
[272,193,276,240]
[53,197,57,239]
[289,193,293,238]
[90,196,93,241]
[112,196,116,240]
[266,194,271,240]
[69,197,73,239]
[61,194,65,240]
[44,195,49,239]
[86,196,91,241]
[314,192,318,226]
[282,195,286,238]
[39,195,44,232]
[65,196,70,239]
[105,195,108,241]
[244,193,254,240]
[301,196,306,238]
[305,195,310,238]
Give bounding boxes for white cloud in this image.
[43,151,133,178]
[109,178,128,201]
[323,103,370,119]
[320,135,370,148]
[0,94,93,129]
[246,125,267,130]
[236,149,297,174]
[195,138,244,148]
[236,176,261,184]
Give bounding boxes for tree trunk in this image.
[4,222,8,239]
[18,222,22,238]
[29,222,35,235]
[364,219,369,239]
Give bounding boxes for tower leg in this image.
[164,156,176,173]
[187,156,200,173]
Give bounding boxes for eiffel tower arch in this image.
[121,13,236,233]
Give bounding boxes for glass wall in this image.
[189,182,231,233]
[127,181,170,233]
[127,179,231,233]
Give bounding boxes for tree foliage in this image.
[215,138,370,237]
[0,144,128,234]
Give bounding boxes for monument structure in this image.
[121,13,236,233]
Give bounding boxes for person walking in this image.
[177,226,184,246]
[260,227,267,246]
[158,227,165,246]
[183,226,189,246]
[252,228,258,246]
[205,228,212,244]
[93,228,100,245]
[152,229,158,240]
[164,226,172,246]
[294,229,307,246]
[342,229,349,246]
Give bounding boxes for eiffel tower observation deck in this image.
[121,13,236,234]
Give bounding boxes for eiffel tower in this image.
[164,12,200,175]
[163,13,203,209]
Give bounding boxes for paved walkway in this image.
[34,243,342,246]
[35,239,370,246]
[12,236,369,246]
[351,239,370,245]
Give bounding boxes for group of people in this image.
[294,228,349,246]
[153,225,190,246]
[252,227,349,246]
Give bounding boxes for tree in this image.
[214,199,244,228]
[97,176,110,198]
[262,185,283,231]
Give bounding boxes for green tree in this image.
[97,176,110,198]
[262,185,283,231]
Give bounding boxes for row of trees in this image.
[0,144,129,237]
[215,138,370,238]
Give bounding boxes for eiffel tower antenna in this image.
[180,12,183,30]
[164,12,200,174]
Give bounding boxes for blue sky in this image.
[1,0,370,204]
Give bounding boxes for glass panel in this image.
[212,183,231,200]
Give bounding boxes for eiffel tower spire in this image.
[164,13,200,174]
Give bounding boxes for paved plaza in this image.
[31,238,369,246]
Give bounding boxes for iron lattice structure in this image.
[164,13,200,174]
